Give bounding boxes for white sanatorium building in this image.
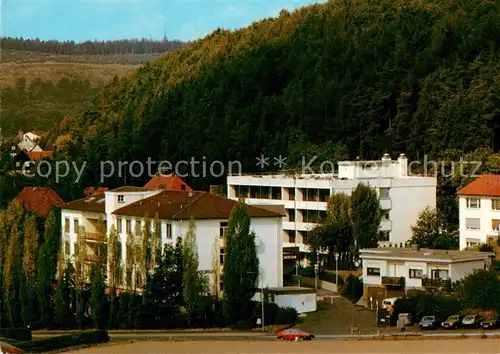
[60,186,284,293]
[457,174,500,250]
[227,154,437,262]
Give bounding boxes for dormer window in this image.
[181,184,186,191]
[118,195,124,203]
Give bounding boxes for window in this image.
[117,218,122,233]
[126,219,131,233]
[493,199,500,211]
[118,195,124,203]
[379,231,390,241]
[380,188,390,199]
[286,209,295,222]
[319,189,330,202]
[302,232,309,245]
[465,218,480,230]
[492,219,500,231]
[382,210,390,220]
[367,267,381,276]
[220,222,228,239]
[73,219,79,233]
[287,188,295,201]
[64,241,70,255]
[431,269,449,280]
[271,187,281,200]
[219,275,224,291]
[409,269,423,279]
[466,198,480,209]
[219,247,225,265]
[166,223,172,239]
[135,219,141,235]
[64,218,70,233]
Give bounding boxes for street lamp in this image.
[334,252,339,286]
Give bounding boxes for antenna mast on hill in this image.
[163,24,167,41]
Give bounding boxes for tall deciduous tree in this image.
[107,225,122,289]
[152,214,162,267]
[89,262,107,329]
[125,224,135,289]
[20,214,39,327]
[36,208,60,328]
[351,183,382,249]
[74,226,87,329]
[54,261,75,328]
[211,233,220,297]
[133,219,142,291]
[182,217,203,327]
[409,206,459,250]
[223,200,259,323]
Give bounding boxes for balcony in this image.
[381,276,403,287]
[422,278,450,288]
[85,254,106,263]
[86,232,106,242]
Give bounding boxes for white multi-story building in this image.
[60,186,284,292]
[227,154,437,262]
[457,174,500,250]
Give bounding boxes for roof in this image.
[264,286,316,295]
[112,190,284,220]
[25,150,54,161]
[144,174,193,191]
[456,174,500,197]
[251,204,286,216]
[109,186,159,193]
[84,187,109,197]
[62,194,106,213]
[15,187,64,217]
[359,248,494,262]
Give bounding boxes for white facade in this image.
[227,154,436,255]
[360,248,493,290]
[458,195,500,250]
[271,290,316,314]
[60,188,283,292]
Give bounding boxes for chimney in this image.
[398,153,408,177]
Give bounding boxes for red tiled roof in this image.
[15,187,64,217]
[456,174,500,197]
[62,194,106,213]
[25,150,54,161]
[84,187,109,197]
[144,174,192,191]
[112,190,282,220]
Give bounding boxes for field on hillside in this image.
[66,339,500,353]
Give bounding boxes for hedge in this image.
[0,328,32,341]
[275,307,298,325]
[17,329,109,353]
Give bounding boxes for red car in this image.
[276,329,315,340]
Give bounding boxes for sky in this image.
[1,0,326,42]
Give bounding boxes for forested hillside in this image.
[56,0,500,191]
[1,37,185,135]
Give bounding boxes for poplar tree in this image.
[107,225,122,328]
[54,261,75,329]
[90,262,107,329]
[152,214,162,268]
[182,217,202,327]
[20,214,39,327]
[125,225,135,290]
[211,233,220,297]
[134,220,142,291]
[223,200,259,324]
[74,226,87,329]
[351,183,382,249]
[36,208,60,328]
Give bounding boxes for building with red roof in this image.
[15,187,64,217]
[457,174,500,249]
[144,173,192,191]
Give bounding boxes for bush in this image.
[299,266,314,278]
[17,330,109,353]
[322,272,344,285]
[231,319,252,330]
[275,307,298,325]
[0,328,32,341]
[342,275,363,302]
[254,302,280,325]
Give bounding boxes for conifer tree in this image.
[54,261,75,329]
[351,183,382,249]
[90,262,107,329]
[223,199,259,323]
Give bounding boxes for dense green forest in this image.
[1,37,185,55]
[54,0,500,190]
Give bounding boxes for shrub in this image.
[254,302,280,325]
[17,329,109,353]
[299,266,314,278]
[322,272,344,285]
[342,274,363,302]
[0,328,32,341]
[231,319,252,330]
[275,307,298,325]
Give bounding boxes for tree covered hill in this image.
[55,0,500,189]
[1,37,186,135]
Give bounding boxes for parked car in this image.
[276,329,315,340]
[441,315,462,329]
[419,315,438,329]
[0,341,23,353]
[461,315,483,328]
[481,315,500,330]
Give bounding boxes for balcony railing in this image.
[422,278,449,288]
[381,276,403,287]
[86,232,106,242]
